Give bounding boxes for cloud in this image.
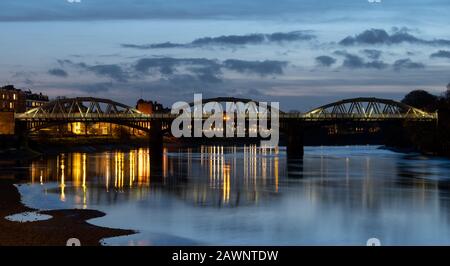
[266,31,315,42]
[134,58,221,76]
[76,82,112,93]
[57,59,86,68]
[55,57,234,85]
[57,60,128,82]
[315,56,336,67]
[121,31,315,50]
[334,51,388,70]
[121,42,184,49]
[87,64,128,82]
[48,68,69,78]
[430,50,450,59]
[134,57,288,78]
[12,71,36,79]
[340,28,450,46]
[0,0,448,23]
[10,71,36,86]
[187,66,223,83]
[335,51,423,71]
[393,58,425,70]
[191,34,266,46]
[192,31,315,45]
[361,49,382,60]
[222,59,288,76]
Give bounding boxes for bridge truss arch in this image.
[303,97,437,121]
[22,97,144,118]
[15,97,160,133]
[186,97,286,115]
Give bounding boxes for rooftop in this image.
[1,85,49,101]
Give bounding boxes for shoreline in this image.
[0,179,136,246]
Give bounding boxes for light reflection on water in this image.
[14,145,450,245]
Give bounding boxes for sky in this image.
[0,0,449,111]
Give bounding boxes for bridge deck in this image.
[16,112,438,120]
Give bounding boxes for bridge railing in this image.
[15,112,438,121]
[292,113,437,120]
[15,113,156,119]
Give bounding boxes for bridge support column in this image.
[383,121,411,148]
[14,121,29,149]
[286,123,304,159]
[149,120,163,177]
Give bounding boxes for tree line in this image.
[400,84,450,156]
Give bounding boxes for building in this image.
[0,85,49,113]
[0,85,49,135]
[0,85,26,112]
[0,110,14,135]
[24,90,49,111]
[136,99,168,114]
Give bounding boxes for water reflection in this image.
[28,145,281,208]
[13,145,450,245]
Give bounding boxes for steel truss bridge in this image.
[14,96,437,133]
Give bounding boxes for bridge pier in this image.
[383,121,412,148]
[286,123,304,159]
[149,120,164,177]
[14,121,29,149]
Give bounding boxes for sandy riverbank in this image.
[0,179,135,246]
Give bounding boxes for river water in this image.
[9,145,450,245]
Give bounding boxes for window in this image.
[13,94,16,100]
[9,102,14,109]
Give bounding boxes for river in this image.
[8,145,450,245]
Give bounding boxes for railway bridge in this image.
[13,96,437,157]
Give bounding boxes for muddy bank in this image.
[0,179,135,246]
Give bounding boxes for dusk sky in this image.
[1,0,449,111]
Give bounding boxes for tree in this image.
[445,83,450,101]
[401,90,438,112]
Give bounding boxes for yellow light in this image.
[223,164,231,203]
[274,156,279,193]
[82,154,87,209]
[73,122,82,134]
[163,148,168,178]
[59,157,66,202]
[72,153,82,187]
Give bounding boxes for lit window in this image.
[73,122,82,134]
[13,94,16,100]
[9,102,14,109]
